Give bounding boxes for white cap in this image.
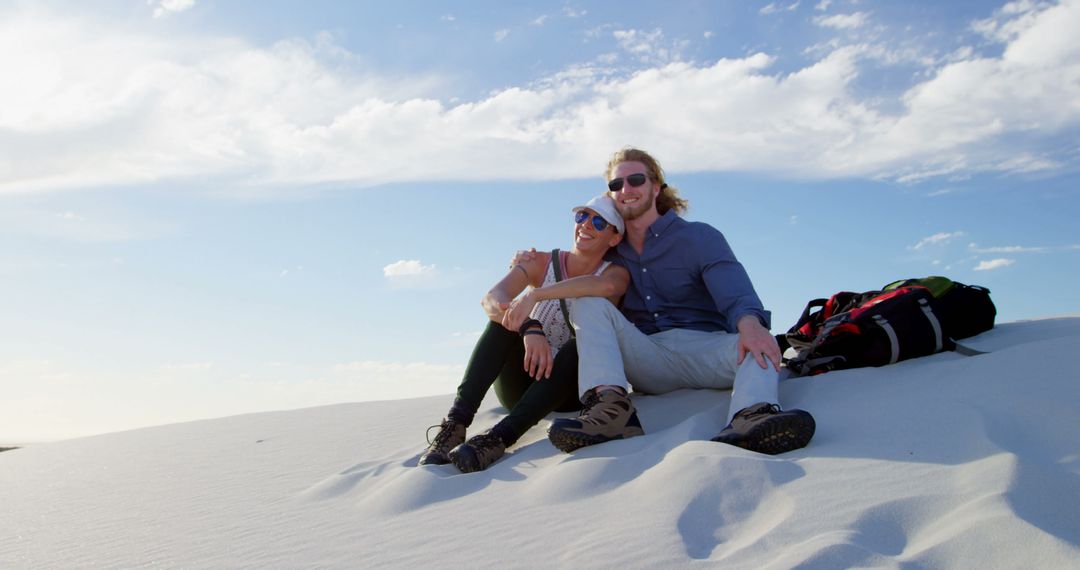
[571,194,625,234]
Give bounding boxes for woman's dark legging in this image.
[450,320,581,446]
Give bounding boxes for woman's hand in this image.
[482,296,511,324]
[522,333,553,380]
[483,255,538,328]
[502,291,539,333]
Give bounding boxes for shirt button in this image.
[653,313,659,318]
[646,295,651,300]
[642,268,648,272]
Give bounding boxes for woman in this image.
[420,194,631,473]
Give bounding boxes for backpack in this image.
[782,277,996,376]
[881,277,997,340]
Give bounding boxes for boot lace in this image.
[426,419,460,446]
[578,389,629,426]
[743,403,782,419]
[580,389,602,413]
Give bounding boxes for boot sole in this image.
[548,426,644,453]
[714,413,816,455]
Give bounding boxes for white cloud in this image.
[704,31,714,39]
[279,265,303,278]
[494,29,510,42]
[971,1,1045,43]
[583,24,611,41]
[1,2,1078,195]
[563,6,587,18]
[613,29,664,59]
[151,0,195,19]
[816,0,833,11]
[596,52,619,64]
[532,15,549,26]
[611,28,690,66]
[974,258,1016,271]
[383,259,442,288]
[926,188,957,197]
[440,15,455,23]
[813,12,869,29]
[383,259,438,277]
[969,243,1047,253]
[911,231,964,250]
[761,2,801,15]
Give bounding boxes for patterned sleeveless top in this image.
[528,251,611,357]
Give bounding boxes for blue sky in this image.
[2,0,1078,441]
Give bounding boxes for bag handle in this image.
[789,298,828,333]
[550,249,575,338]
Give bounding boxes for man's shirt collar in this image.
[649,209,680,235]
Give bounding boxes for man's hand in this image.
[522,334,553,380]
[509,247,538,268]
[736,314,781,371]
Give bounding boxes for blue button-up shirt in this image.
[608,210,771,335]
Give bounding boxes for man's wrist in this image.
[736,313,767,331]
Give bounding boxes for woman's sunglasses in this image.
[607,172,648,192]
[574,210,613,232]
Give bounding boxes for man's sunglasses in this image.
[574,210,613,232]
[607,172,648,192]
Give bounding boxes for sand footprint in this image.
[673,454,804,560]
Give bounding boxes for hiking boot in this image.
[419,418,466,465]
[547,388,644,453]
[448,430,507,473]
[711,402,815,455]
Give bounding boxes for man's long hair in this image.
[605,147,688,215]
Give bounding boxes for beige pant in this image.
[569,297,780,423]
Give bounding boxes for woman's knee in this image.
[493,374,529,410]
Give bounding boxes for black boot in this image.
[448,429,508,473]
[711,402,815,455]
[419,418,467,465]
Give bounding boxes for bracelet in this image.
[522,329,546,337]
[518,318,543,336]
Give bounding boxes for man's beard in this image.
[616,186,656,221]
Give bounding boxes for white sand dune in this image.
[2,318,1079,568]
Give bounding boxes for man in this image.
[546,147,815,455]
